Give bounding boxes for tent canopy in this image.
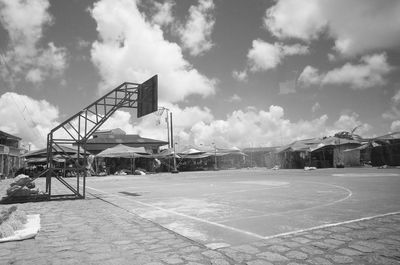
[23,145,89,159]
[96,144,150,158]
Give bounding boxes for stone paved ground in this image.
[1,193,400,264]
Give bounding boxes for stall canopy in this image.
[95,144,150,158]
[23,145,89,159]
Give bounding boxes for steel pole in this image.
[170,112,178,173]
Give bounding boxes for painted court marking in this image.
[87,185,267,240]
[84,182,399,244]
[333,173,400,177]
[263,211,400,240]
[219,181,353,223]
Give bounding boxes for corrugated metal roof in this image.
[0,130,21,140]
[85,134,167,145]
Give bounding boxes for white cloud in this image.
[298,66,321,87]
[57,101,374,148]
[299,53,392,89]
[151,1,175,27]
[392,89,400,104]
[177,0,215,56]
[391,120,400,132]
[227,94,242,103]
[0,0,67,84]
[90,0,216,102]
[312,102,320,113]
[247,40,308,72]
[332,113,371,136]
[232,70,248,82]
[264,0,400,56]
[264,0,326,41]
[382,89,400,120]
[99,104,214,145]
[0,92,60,149]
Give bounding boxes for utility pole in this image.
[170,112,179,173]
[212,142,218,170]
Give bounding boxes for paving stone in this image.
[181,246,203,253]
[246,260,273,265]
[329,234,353,241]
[232,244,260,254]
[0,249,12,257]
[211,259,231,265]
[348,244,373,253]
[267,245,290,252]
[336,248,362,256]
[185,253,205,261]
[285,250,308,260]
[251,241,272,247]
[328,226,352,233]
[202,250,224,259]
[352,230,381,240]
[291,237,311,244]
[287,263,308,265]
[324,238,345,246]
[281,241,301,248]
[163,257,184,264]
[377,238,400,245]
[257,251,289,262]
[308,257,333,265]
[300,246,324,255]
[311,241,336,250]
[112,240,131,245]
[356,240,385,250]
[328,255,354,264]
[303,234,324,240]
[388,235,400,242]
[313,230,331,235]
[220,249,251,263]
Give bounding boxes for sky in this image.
[0,0,400,150]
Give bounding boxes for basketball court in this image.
[79,167,400,248]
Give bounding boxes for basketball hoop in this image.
[155,108,165,126]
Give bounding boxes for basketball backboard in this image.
[137,75,158,118]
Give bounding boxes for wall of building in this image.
[333,144,361,167]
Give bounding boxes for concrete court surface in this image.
[83,167,400,248]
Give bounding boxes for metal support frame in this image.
[45,82,141,199]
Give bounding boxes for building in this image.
[0,130,26,178]
[82,128,168,155]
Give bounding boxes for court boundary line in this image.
[263,211,400,239]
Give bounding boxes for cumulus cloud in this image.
[98,104,214,145]
[232,70,248,82]
[332,112,371,136]
[382,89,400,120]
[151,1,175,27]
[264,0,400,56]
[0,0,67,84]
[227,94,242,103]
[177,0,215,56]
[299,53,392,89]
[391,120,400,132]
[0,92,60,149]
[247,40,308,72]
[90,0,216,102]
[392,89,400,104]
[312,102,320,113]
